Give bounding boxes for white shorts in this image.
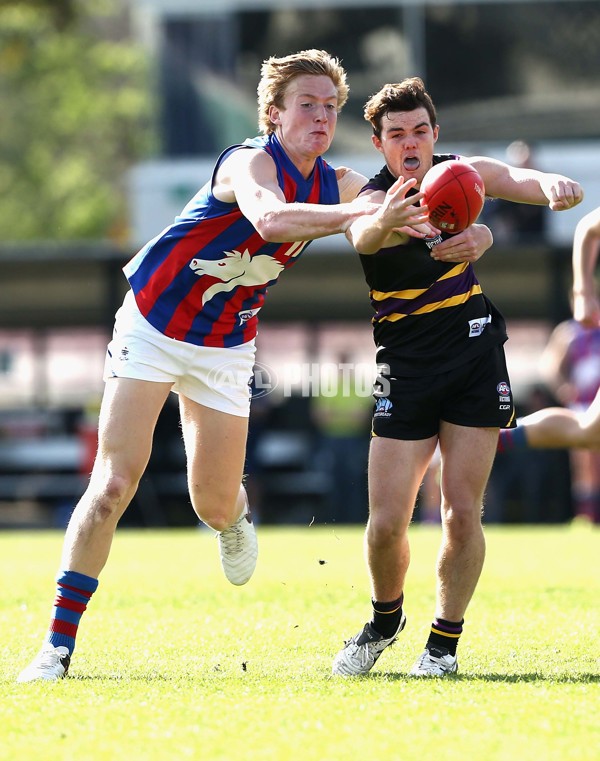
[104,291,256,417]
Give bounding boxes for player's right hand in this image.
[380,176,430,234]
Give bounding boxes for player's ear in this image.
[269,105,282,126]
[432,124,439,144]
[372,134,384,154]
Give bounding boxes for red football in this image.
[420,160,485,234]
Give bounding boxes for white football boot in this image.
[332,614,406,676]
[218,507,258,586]
[409,646,458,677]
[17,644,71,683]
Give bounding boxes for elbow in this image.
[350,237,378,255]
[345,229,374,255]
[356,243,378,255]
[254,212,286,242]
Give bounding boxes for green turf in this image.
[1,524,598,761]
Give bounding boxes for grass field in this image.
[1,523,598,761]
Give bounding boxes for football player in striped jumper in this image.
[499,205,600,524]
[17,50,430,683]
[332,78,583,678]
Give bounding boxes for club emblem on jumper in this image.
[190,244,306,305]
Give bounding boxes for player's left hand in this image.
[545,178,584,211]
[430,223,493,263]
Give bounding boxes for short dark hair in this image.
[363,77,437,137]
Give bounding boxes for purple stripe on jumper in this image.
[373,267,478,319]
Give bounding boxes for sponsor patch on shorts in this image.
[374,397,393,417]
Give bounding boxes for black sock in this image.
[371,595,404,638]
[426,617,463,656]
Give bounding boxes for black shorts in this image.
[372,344,517,440]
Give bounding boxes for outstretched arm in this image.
[214,148,378,242]
[467,156,584,211]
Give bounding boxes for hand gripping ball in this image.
[420,160,485,234]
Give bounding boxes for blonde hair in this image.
[257,49,349,135]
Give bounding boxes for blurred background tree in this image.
[0,0,156,242]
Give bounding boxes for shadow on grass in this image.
[61,669,600,684]
[373,671,600,684]
[66,670,259,682]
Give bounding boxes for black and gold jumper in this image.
[359,155,508,378]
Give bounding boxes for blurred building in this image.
[130,0,600,154]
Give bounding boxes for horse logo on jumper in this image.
[189,249,286,305]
